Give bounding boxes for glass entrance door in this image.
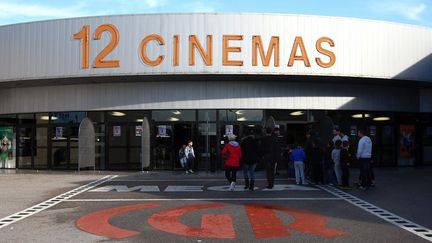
[153,124,173,169]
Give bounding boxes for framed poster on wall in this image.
[113,126,121,137]
[0,126,16,169]
[398,125,416,166]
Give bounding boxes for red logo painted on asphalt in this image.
[76,203,347,239]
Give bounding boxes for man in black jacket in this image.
[241,130,260,191]
[260,127,280,189]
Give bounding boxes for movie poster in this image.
[398,125,416,166]
[0,126,16,169]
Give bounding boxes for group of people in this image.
[293,127,374,190]
[178,125,375,191]
[178,140,195,174]
[221,127,281,191]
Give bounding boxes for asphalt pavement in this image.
[0,167,431,242]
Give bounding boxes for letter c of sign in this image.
[76,203,160,239]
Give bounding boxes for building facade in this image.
[0,13,431,170]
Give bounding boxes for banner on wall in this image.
[398,125,416,166]
[0,126,15,169]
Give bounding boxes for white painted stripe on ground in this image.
[0,175,118,230]
[66,197,342,202]
[317,185,432,242]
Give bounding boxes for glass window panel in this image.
[51,147,67,167]
[107,111,149,123]
[51,112,85,124]
[36,113,49,124]
[70,126,79,148]
[18,114,35,124]
[109,148,127,165]
[34,148,48,168]
[95,124,106,169]
[219,110,263,122]
[130,148,141,164]
[0,114,16,126]
[18,127,32,148]
[198,110,216,122]
[17,148,32,168]
[152,110,195,122]
[198,123,216,136]
[87,112,105,123]
[70,147,78,165]
[130,125,141,147]
[36,127,48,147]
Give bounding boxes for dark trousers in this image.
[225,166,238,183]
[264,156,275,187]
[187,158,194,171]
[359,158,371,188]
[341,164,350,187]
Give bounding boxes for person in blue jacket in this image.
[289,143,307,185]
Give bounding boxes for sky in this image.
[0,0,431,28]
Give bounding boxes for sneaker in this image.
[189,170,194,173]
[230,182,236,191]
[296,182,300,185]
[185,170,189,174]
[358,186,366,190]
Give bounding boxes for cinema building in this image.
[0,13,431,171]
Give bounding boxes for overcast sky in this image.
[0,0,431,28]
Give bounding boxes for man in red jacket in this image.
[222,134,242,191]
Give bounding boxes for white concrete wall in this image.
[0,80,419,114]
[0,13,432,83]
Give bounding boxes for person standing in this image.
[273,128,282,176]
[340,140,351,188]
[222,134,242,191]
[332,140,342,186]
[310,140,323,184]
[178,144,188,173]
[260,127,279,189]
[304,132,314,179]
[357,128,372,190]
[185,140,195,173]
[323,141,336,185]
[240,130,260,191]
[289,143,307,185]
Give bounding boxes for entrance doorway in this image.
[173,124,192,169]
[153,123,193,170]
[285,123,309,147]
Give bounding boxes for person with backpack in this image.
[178,144,188,173]
[185,140,195,173]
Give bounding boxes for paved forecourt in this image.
[0,173,430,242]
